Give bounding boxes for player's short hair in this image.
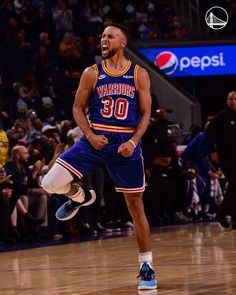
[105,22,129,41]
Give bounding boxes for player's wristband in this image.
[128,139,136,148]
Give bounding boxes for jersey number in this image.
[101,97,129,120]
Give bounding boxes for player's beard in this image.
[102,48,117,59]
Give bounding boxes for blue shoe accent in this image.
[56,199,80,221]
[56,189,96,221]
[138,261,157,290]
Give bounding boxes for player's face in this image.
[100,26,126,59]
[227,93,236,111]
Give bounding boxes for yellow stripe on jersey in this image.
[134,64,139,91]
[102,60,132,77]
[91,123,135,133]
[93,64,98,81]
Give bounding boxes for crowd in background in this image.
[0,0,233,245]
[0,105,227,245]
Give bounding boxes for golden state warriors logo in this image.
[205,6,228,30]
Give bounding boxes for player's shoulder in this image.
[81,65,98,83]
[134,65,150,86]
[135,64,149,77]
[83,65,97,75]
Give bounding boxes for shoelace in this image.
[137,263,155,281]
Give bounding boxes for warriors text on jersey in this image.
[88,60,140,132]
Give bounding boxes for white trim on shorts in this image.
[56,158,83,179]
[115,155,146,193]
[115,185,145,193]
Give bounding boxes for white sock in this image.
[139,251,153,269]
[69,184,85,203]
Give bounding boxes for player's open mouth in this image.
[102,45,109,54]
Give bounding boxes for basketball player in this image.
[42,23,157,290]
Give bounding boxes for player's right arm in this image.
[73,66,108,150]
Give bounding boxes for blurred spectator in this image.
[0,169,14,244]
[206,91,236,229]
[181,117,222,221]
[165,16,188,38]
[60,119,72,144]
[38,32,55,57]
[52,0,74,44]
[58,31,75,55]
[13,0,25,16]
[0,124,9,169]
[142,108,183,225]
[15,75,40,117]
[4,17,19,49]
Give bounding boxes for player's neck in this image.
[105,55,128,73]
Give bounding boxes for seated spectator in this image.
[0,127,9,169]
[10,198,44,241]
[38,32,55,58]
[4,145,51,240]
[15,74,40,117]
[29,117,43,140]
[52,0,74,44]
[58,31,75,55]
[4,17,19,49]
[60,120,72,144]
[0,169,14,244]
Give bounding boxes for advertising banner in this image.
[138,45,236,77]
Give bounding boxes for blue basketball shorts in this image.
[56,131,145,193]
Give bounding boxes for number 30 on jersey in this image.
[101,97,129,120]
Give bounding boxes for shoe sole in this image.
[56,190,96,221]
[138,290,157,295]
[138,284,157,290]
[138,279,157,290]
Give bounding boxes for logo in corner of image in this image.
[155,51,178,75]
[205,6,228,30]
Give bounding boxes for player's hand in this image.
[118,141,135,157]
[87,134,109,150]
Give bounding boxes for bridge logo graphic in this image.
[205,6,228,30]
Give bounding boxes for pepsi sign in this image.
[138,45,236,77]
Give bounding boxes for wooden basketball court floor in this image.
[1,223,236,295]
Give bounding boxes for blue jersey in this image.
[58,60,145,192]
[88,60,140,132]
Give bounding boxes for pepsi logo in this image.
[155,51,178,75]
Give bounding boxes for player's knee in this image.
[41,175,58,194]
[126,196,143,214]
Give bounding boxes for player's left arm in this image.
[117,67,151,157]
